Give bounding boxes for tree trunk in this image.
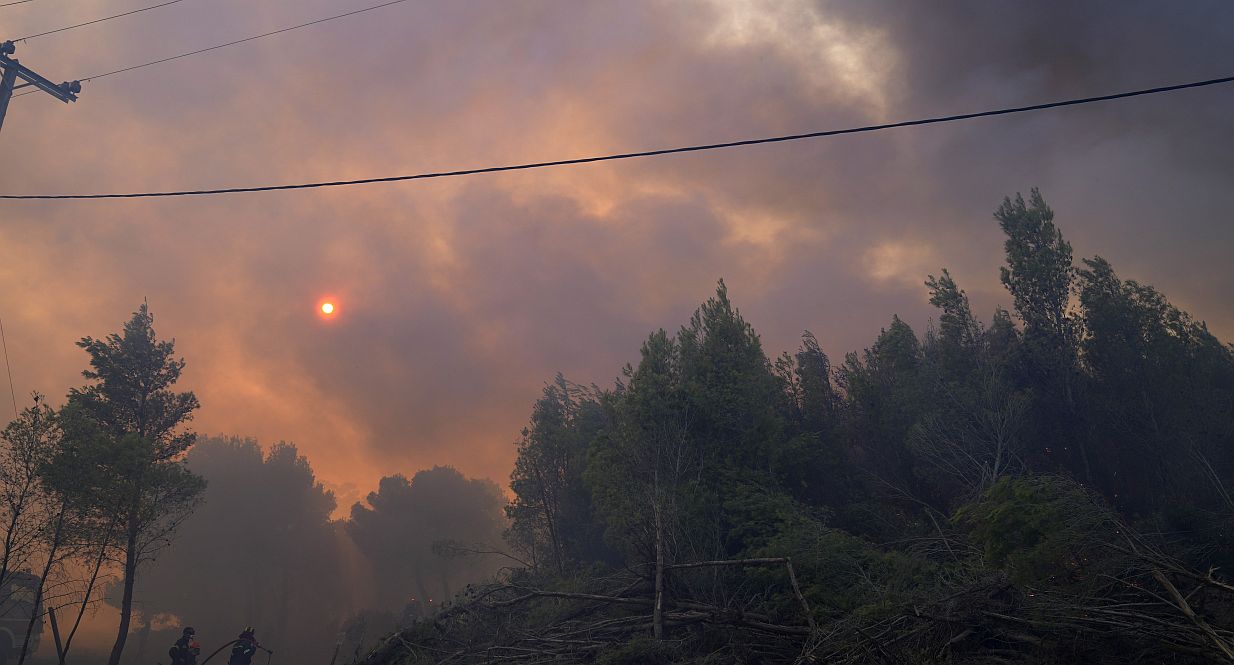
[275,565,290,649]
[413,565,430,613]
[653,497,665,640]
[533,466,565,576]
[247,565,259,631]
[0,502,24,591]
[439,569,453,607]
[134,614,152,664]
[61,518,115,664]
[784,558,817,633]
[47,607,64,663]
[18,504,67,664]
[1060,365,1093,486]
[106,523,140,665]
[328,638,342,665]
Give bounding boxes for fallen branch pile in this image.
[360,539,1234,665]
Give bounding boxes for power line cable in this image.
[3,73,1232,201]
[10,0,188,41]
[83,0,410,82]
[0,316,18,419]
[1,0,36,8]
[11,0,411,95]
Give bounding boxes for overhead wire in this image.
[0,316,18,419]
[0,0,36,7]
[11,0,412,98]
[9,0,188,42]
[82,0,410,82]
[3,73,1232,201]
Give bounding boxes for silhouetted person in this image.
[228,627,260,665]
[169,626,201,665]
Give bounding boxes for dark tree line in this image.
[365,190,1234,664]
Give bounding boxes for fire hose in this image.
[198,638,275,665]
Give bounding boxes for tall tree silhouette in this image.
[61,304,205,665]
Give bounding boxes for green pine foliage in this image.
[391,189,1234,664]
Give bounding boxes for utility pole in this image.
[0,40,79,134]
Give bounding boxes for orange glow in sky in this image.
[320,300,337,316]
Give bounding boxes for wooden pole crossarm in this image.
[0,41,81,135]
[0,53,79,103]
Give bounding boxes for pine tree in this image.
[59,304,205,665]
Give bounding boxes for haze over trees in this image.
[0,307,510,665]
[361,190,1234,665]
[349,466,507,613]
[92,438,508,665]
[4,189,1234,664]
[117,436,348,664]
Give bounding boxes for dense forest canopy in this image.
[366,189,1234,664]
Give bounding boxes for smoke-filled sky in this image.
[2,0,1232,510]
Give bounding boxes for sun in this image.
[318,300,338,318]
